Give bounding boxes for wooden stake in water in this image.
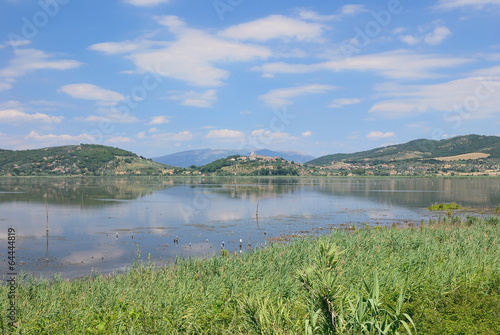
[46,204,49,232]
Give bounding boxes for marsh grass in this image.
[428,202,463,211]
[1,217,499,334]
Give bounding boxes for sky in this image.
[0,0,499,158]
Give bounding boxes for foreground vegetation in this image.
[1,216,499,334]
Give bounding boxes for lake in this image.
[1,177,499,280]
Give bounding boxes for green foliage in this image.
[0,144,172,176]
[307,134,500,166]
[428,202,462,211]
[1,217,499,334]
[199,157,234,173]
[496,205,500,213]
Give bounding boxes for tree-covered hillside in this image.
[0,144,174,176]
[307,135,500,166]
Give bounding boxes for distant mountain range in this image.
[152,149,315,167]
[306,135,500,166]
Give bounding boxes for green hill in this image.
[307,135,500,166]
[0,144,176,176]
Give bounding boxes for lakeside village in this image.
[4,150,500,177]
[184,152,500,177]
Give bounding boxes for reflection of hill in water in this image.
[0,177,176,207]
[1,177,499,209]
[191,178,500,209]
[195,177,301,200]
[312,178,500,208]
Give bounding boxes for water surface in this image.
[1,177,499,280]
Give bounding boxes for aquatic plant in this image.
[428,202,462,210]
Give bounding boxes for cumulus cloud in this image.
[89,39,161,55]
[250,129,296,143]
[366,131,396,140]
[369,75,500,119]
[399,35,421,46]
[398,25,451,46]
[0,48,81,91]
[259,84,337,107]
[302,131,312,137]
[168,90,217,108]
[81,110,139,124]
[205,129,245,140]
[148,116,170,125]
[105,136,133,144]
[151,131,193,142]
[91,16,271,87]
[219,15,326,42]
[339,4,368,15]
[256,50,470,80]
[60,84,124,106]
[328,98,361,108]
[435,0,500,10]
[424,26,452,45]
[0,109,63,124]
[26,131,93,145]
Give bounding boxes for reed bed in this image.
[1,216,499,334]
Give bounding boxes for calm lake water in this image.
[1,177,499,280]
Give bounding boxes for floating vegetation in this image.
[428,202,462,211]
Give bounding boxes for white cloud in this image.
[340,4,368,15]
[366,131,396,140]
[328,98,361,108]
[424,26,452,45]
[298,9,339,22]
[82,109,139,124]
[205,129,245,140]
[435,0,500,10]
[219,15,326,42]
[398,25,451,46]
[405,122,432,132]
[137,132,146,139]
[302,131,312,137]
[148,116,170,125]
[369,75,500,119]
[26,131,92,145]
[89,40,161,55]
[168,90,217,108]
[106,136,133,144]
[399,35,421,46]
[4,39,31,48]
[250,129,296,142]
[115,17,271,87]
[0,109,63,124]
[0,48,81,90]
[60,84,124,105]
[0,81,13,91]
[259,84,337,107]
[151,131,193,142]
[256,50,471,80]
[123,0,171,6]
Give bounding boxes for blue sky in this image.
[1,0,499,158]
